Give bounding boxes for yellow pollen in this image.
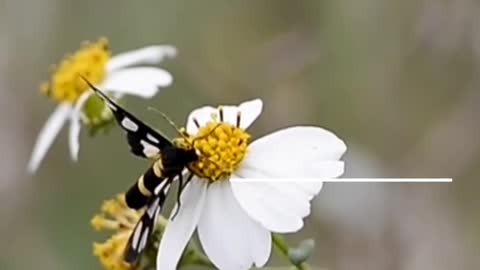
[176,119,250,182]
[41,37,111,103]
[93,231,134,270]
[91,194,141,270]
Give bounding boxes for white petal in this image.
[250,219,272,267]
[185,105,217,135]
[197,181,271,270]
[27,103,72,173]
[101,67,172,98]
[238,99,263,129]
[219,99,263,129]
[106,45,177,72]
[68,92,91,161]
[156,179,207,270]
[185,99,262,135]
[239,126,347,178]
[230,177,320,233]
[229,126,345,232]
[238,159,345,179]
[249,126,346,161]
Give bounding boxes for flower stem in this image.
[189,251,216,268]
[178,240,215,269]
[272,234,310,270]
[153,216,215,269]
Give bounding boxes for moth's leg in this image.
[182,172,194,190]
[171,174,184,220]
[171,172,194,220]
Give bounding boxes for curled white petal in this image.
[156,179,207,270]
[102,67,172,98]
[197,181,271,270]
[68,92,91,161]
[230,177,318,233]
[106,45,177,72]
[230,126,346,232]
[27,103,72,173]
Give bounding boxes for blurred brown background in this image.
[2,0,479,269]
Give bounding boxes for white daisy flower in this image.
[28,38,176,173]
[157,99,347,270]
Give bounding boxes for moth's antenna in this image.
[148,107,188,139]
[149,107,223,166]
[190,123,222,145]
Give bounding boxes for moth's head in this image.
[183,148,200,163]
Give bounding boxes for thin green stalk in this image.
[189,251,216,268]
[272,234,310,270]
[177,240,215,269]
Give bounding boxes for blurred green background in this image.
[2,0,479,269]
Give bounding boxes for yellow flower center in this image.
[41,38,111,103]
[91,194,140,270]
[175,110,251,182]
[93,232,133,270]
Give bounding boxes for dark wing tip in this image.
[77,75,112,104]
[122,194,165,264]
[123,245,140,264]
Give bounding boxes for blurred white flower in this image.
[157,99,347,270]
[27,38,176,173]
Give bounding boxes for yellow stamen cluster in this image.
[41,38,111,103]
[91,194,140,270]
[176,113,250,181]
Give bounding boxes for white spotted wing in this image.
[123,179,173,263]
[86,80,172,159]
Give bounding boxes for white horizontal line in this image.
[231,178,453,183]
[325,178,453,183]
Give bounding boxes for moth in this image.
[84,79,199,264]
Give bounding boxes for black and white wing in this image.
[124,177,174,263]
[85,79,172,159]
